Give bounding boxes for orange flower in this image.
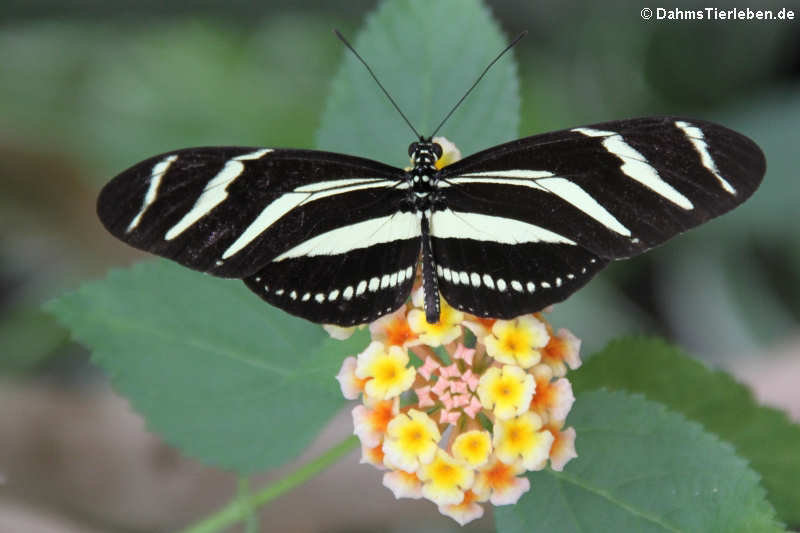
[473,458,530,505]
[529,364,575,423]
[369,307,418,347]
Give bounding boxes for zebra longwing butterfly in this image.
[97,35,765,327]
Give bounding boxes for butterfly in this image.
[96,33,765,327]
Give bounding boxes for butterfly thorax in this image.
[407,141,444,212]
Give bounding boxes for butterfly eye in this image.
[408,143,419,157]
[432,143,443,160]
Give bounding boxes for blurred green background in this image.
[1,1,798,532]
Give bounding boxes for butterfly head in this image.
[409,140,443,167]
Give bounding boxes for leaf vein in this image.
[548,470,685,533]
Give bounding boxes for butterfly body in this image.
[405,140,446,323]
[98,116,765,327]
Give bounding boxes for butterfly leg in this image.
[420,214,441,324]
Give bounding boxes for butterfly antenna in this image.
[430,31,527,138]
[334,29,422,139]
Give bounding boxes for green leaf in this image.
[571,338,800,526]
[45,260,367,473]
[316,0,519,167]
[495,390,784,533]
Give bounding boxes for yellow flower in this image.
[493,412,554,471]
[477,365,536,420]
[355,341,416,400]
[383,409,441,472]
[452,430,492,468]
[352,398,398,448]
[418,449,475,506]
[407,288,464,346]
[432,136,462,169]
[485,316,549,368]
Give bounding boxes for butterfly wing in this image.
[433,116,765,317]
[98,147,420,325]
[242,213,420,326]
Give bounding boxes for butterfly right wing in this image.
[431,116,765,317]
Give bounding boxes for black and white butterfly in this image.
[97,116,764,326]
[97,35,765,327]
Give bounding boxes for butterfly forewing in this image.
[431,116,765,315]
[98,147,407,276]
[437,116,765,259]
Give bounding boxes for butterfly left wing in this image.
[97,147,420,325]
[243,212,420,326]
[432,116,765,317]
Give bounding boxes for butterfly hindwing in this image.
[244,234,420,325]
[432,235,607,319]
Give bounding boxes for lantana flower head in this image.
[328,138,579,525]
[332,289,581,525]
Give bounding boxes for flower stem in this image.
[236,478,258,533]
[177,435,359,533]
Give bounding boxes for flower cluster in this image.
[334,287,581,525]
